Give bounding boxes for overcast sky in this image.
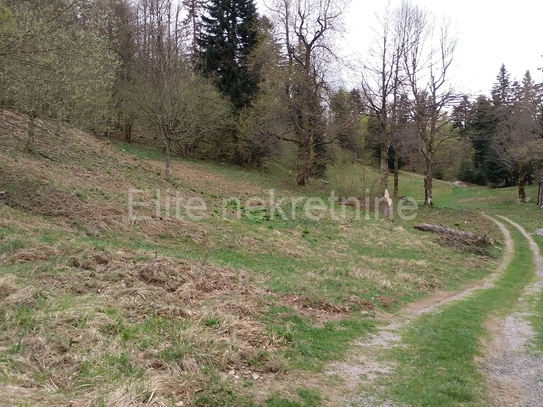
[258,0,542,97]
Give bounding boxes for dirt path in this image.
[326,216,516,407]
[480,217,543,407]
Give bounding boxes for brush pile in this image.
[414,223,494,256]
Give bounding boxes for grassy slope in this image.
[0,109,524,406]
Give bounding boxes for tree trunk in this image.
[104,118,112,139]
[537,165,543,207]
[125,121,133,143]
[518,179,526,202]
[296,106,313,186]
[424,157,433,206]
[164,137,172,180]
[380,140,390,196]
[25,114,36,152]
[393,154,399,199]
[518,163,527,202]
[54,117,62,136]
[297,134,312,186]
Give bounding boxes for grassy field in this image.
[0,109,541,406]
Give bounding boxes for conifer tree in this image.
[197,0,259,111]
[182,0,205,55]
[491,64,513,107]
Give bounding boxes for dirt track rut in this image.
[334,216,543,407]
[480,217,543,407]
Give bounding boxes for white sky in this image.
[257,0,543,98]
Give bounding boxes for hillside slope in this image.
[0,110,504,406]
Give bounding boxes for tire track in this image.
[329,216,515,407]
[481,216,543,407]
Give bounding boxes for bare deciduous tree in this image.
[398,0,458,205]
[129,0,231,179]
[266,0,348,186]
[360,4,405,196]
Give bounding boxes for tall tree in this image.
[390,92,412,198]
[452,95,507,186]
[1,0,118,150]
[268,0,348,186]
[198,0,259,111]
[491,64,514,108]
[106,0,138,142]
[472,96,502,185]
[130,0,232,178]
[0,0,15,47]
[493,70,543,201]
[360,3,405,196]
[329,88,365,156]
[236,16,287,166]
[182,0,205,55]
[398,0,458,205]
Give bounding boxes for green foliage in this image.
[456,65,543,189]
[0,0,15,36]
[491,63,514,107]
[236,17,286,166]
[198,0,260,111]
[1,1,118,133]
[129,54,232,159]
[326,161,380,199]
[329,89,365,156]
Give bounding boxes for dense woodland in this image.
[1,0,542,204]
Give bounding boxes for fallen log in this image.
[414,223,494,246]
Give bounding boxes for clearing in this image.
[1,110,542,406]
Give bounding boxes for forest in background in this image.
[1,0,542,205]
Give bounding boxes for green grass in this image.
[436,182,543,356]
[0,168,507,405]
[4,123,543,406]
[265,389,322,407]
[529,234,543,352]
[376,222,535,407]
[265,305,374,372]
[113,141,165,161]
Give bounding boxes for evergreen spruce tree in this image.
[468,96,506,186]
[485,65,516,186]
[491,64,513,107]
[517,70,541,108]
[198,0,259,111]
[183,0,205,56]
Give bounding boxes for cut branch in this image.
[414,223,494,246]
